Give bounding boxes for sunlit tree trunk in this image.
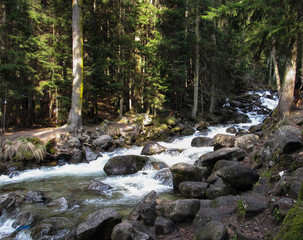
[67,0,83,132]
[272,42,281,96]
[191,6,200,119]
[278,39,297,118]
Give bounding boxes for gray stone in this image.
[290,167,303,198]
[141,142,166,156]
[191,137,213,147]
[154,216,176,235]
[92,135,113,150]
[213,134,235,149]
[205,178,237,200]
[193,208,224,230]
[192,221,228,240]
[104,155,149,175]
[76,208,122,240]
[178,181,208,199]
[234,134,259,152]
[164,199,200,222]
[68,137,81,148]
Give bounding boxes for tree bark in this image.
[67,0,83,132]
[278,39,297,119]
[191,6,200,119]
[272,43,281,96]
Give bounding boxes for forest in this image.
[0,0,302,131]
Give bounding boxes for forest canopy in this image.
[0,0,301,130]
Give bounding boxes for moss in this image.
[45,138,56,154]
[298,182,303,201]
[274,201,303,240]
[237,200,247,221]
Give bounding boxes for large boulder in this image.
[76,208,122,240]
[194,147,247,168]
[164,199,200,222]
[83,146,101,162]
[192,221,228,240]
[213,134,235,150]
[170,162,202,191]
[92,135,113,150]
[68,137,81,148]
[216,165,259,191]
[141,142,166,156]
[191,137,213,147]
[234,134,259,152]
[119,124,141,145]
[290,167,303,198]
[240,194,267,217]
[128,190,158,226]
[178,181,209,199]
[205,178,238,200]
[111,220,156,240]
[154,216,176,235]
[104,155,149,175]
[193,208,224,230]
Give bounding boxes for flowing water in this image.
[0,91,278,239]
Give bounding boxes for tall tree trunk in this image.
[67,0,83,132]
[272,43,281,96]
[191,6,200,119]
[278,39,297,119]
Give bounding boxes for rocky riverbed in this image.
[1,90,303,240]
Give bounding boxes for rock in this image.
[92,135,113,150]
[119,124,141,145]
[290,167,303,198]
[192,221,228,240]
[170,162,202,191]
[216,165,259,191]
[104,155,149,175]
[212,195,240,215]
[212,160,239,173]
[76,208,122,240]
[0,162,8,175]
[172,123,185,132]
[165,116,179,127]
[262,125,303,157]
[87,181,111,193]
[151,161,169,170]
[164,199,200,222]
[152,168,172,186]
[178,181,208,199]
[12,211,34,229]
[272,197,295,219]
[0,193,24,214]
[191,137,213,147]
[249,123,263,133]
[193,208,224,230]
[240,194,267,216]
[111,220,156,240]
[155,199,172,217]
[141,142,166,155]
[213,134,235,150]
[205,178,238,200]
[68,137,81,148]
[234,134,259,152]
[31,217,74,240]
[25,191,48,203]
[83,146,101,162]
[226,127,237,134]
[194,147,247,168]
[181,127,196,136]
[128,190,158,226]
[69,148,84,163]
[154,216,176,235]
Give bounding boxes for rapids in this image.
[0,91,278,239]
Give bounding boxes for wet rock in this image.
[68,137,81,148]
[192,221,228,240]
[193,208,224,230]
[128,190,158,226]
[141,142,166,156]
[69,148,84,164]
[194,147,247,168]
[83,146,101,162]
[104,155,149,175]
[12,211,34,229]
[178,181,208,199]
[154,216,176,235]
[0,193,24,214]
[92,135,113,150]
[216,165,259,191]
[151,161,169,170]
[191,137,213,147]
[226,127,237,134]
[153,168,172,186]
[170,162,202,191]
[87,181,112,193]
[181,127,196,136]
[164,199,200,222]
[76,208,122,240]
[47,197,68,210]
[234,134,259,152]
[111,220,156,240]
[25,190,48,204]
[213,134,235,150]
[205,178,237,200]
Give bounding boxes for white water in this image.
[0,91,278,238]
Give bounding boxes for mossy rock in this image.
[274,201,303,240]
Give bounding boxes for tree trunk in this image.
[272,43,281,96]
[278,39,297,119]
[67,0,83,132]
[191,6,200,119]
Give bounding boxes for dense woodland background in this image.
[0,0,302,130]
